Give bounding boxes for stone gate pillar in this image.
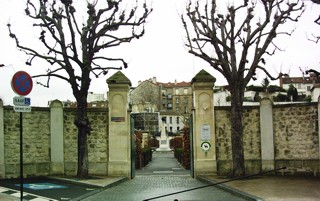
[107,71,132,177]
[191,70,217,176]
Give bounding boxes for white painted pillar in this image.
[50,100,64,174]
[0,100,5,178]
[260,98,275,171]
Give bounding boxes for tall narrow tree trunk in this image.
[75,99,90,178]
[230,88,245,177]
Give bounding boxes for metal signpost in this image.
[11,71,33,201]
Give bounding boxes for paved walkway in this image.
[200,175,320,201]
[135,151,190,176]
[82,151,247,201]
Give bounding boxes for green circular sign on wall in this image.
[201,141,211,152]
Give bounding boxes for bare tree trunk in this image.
[75,98,90,178]
[230,87,245,177]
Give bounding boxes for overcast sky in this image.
[1,0,320,107]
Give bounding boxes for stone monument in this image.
[156,119,171,152]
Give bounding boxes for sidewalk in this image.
[199,175,320,201]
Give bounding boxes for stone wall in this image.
[3,107,51,178]
[215,106,261,175]
[1,96,319,178]
[273,103,319,174]
[215,101,319,176]
[0,103,108,178]
[62,108,108,176]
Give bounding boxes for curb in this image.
[197,176,264,201]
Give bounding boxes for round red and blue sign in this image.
[11,71,33,96]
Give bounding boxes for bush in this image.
[170,137,182,149]
[135,132,153,169]
[182,127,191,170]
[174,148,184,164]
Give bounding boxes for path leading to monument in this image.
[83,152,247,201]
[136,151,190,176]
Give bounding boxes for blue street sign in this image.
[13,96,31,106]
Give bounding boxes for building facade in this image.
[130,78,192,135]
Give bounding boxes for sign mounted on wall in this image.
[201,124,211,140]
[11,71,33,96]
[201,142,211,152]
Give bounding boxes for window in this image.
[167,103,172,109]
[184,97,188,104]
[170,127,173,132]
[184,88,188,94]
[176,97,180,103]
[307,86,311,91]
[169,117,172,124]
[177,117,179,124]
[175,89,179,95]
[298,83,301,89]
[162,116,167,123]
[177,127,180,131]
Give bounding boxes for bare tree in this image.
[8,0,151,178]
[305,0,320,79]
[182,0,304,177]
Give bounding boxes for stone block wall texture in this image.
[215,102,319,175]
[4,108,50,178]
[273,103,319,171]
[2,106,108,178]
[215,106,261,175]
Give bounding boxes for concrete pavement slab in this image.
[200,175,320,201]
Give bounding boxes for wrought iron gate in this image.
[130,115,135,179]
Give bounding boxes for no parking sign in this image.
[11,71,33,96]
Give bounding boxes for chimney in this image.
[152,77,156,83]
[138,80,141,85]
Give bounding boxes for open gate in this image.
[189,113,194,178]
[130,115,135,179]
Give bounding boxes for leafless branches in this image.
[8,0,152,91]
[182,0,304,88]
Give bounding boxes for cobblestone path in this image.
[83,152,246,201]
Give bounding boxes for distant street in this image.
[83,152,246,201]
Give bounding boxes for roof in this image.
[156,81,191,88]
[281,76,320,85]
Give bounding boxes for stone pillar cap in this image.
[107,71,132,86]
[191,69,216,83]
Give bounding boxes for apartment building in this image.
[130,77,192,135]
